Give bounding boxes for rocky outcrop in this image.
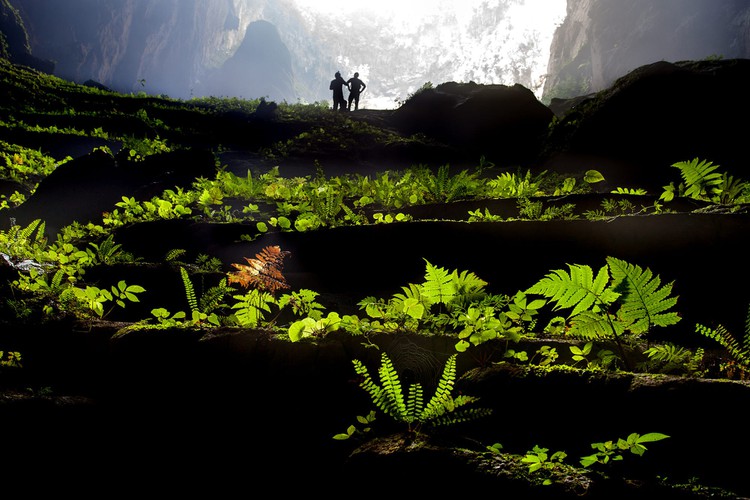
[10,0,296,99]
[540,59,750,192]
[196,20,294,101]
[543,0,750,101]
[0,0,51,71]
[391,82,554,167]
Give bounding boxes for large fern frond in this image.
[568,310,626,340]
[606,257,680,334]
[421,259,456,305]
[450,269,488,306]
[671,158,723,200]
[525,263,619,317]
[393,283,430,307]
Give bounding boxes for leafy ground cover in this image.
[2,57,750,497]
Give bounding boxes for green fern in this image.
[695,305,750,375]
[526,257,680,341]
[49,268,65,291]
[17,219,46,244]
[671,158,723,201]
[180,266,198,313]
[611,187,648,195]
[526,262,619,320]
[419,259,488,309]
[451,268,489,306]
[165,248,187,264]
[231,289,275,327]
[716,173,750,204]
[2,218,47,258]
[87,234,129,265]
[309,187,343,226]
[423,164,476,203]
[607,256,680,333]
[351,352,491,433]
[641,343,705,375]
[421,259,457,305]
[198,277,232,315]
[525,257,680,369]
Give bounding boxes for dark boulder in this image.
[391,82,554,167]
[540,59,750,191]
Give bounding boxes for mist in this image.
[13,0,565,108]
[290,0,567,108]
[10,0,750,108]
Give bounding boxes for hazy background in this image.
[291,0,567,108]
[11,0,566,108]
[8,0,750,108]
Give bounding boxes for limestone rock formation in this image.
[543,0,750,101]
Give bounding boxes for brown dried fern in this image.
[227,245,291,294]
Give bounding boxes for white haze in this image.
[291,0,567,108]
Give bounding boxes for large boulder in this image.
[390,82,554,167]
[539,59,750,191]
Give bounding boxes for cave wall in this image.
[543,0,750,101]
[9,0,306,101]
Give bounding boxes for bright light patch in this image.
[291,0,567,108]
[293,0,442,15]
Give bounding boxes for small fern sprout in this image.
[695,304,750,379]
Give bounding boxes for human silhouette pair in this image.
[329,71,367,111]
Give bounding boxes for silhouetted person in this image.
[347,72,367,110]
[329,71,348,111]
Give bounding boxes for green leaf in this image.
[402,297,425,319]
[288,319,311,342]
[584,170,605,184]
[637,432,670,443]
[580,454,599,467]
[455,340,470,352]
